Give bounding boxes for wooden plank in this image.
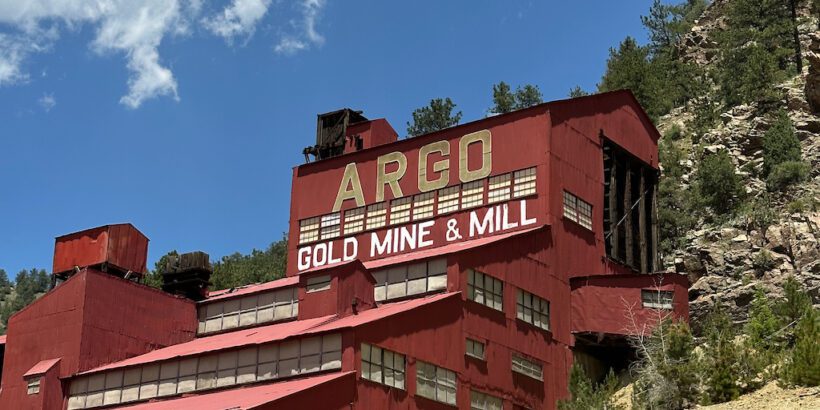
[609,154,619,259]
[638,168,648,273]
[624,162,634,268]
[651,177,660,272]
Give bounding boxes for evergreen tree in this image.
[211,235,288,290]
[694,151,744,215]
[598,37,652,107]
[568,86,589,98]
[700,308,741,405]
[775,276,813,346]
[762,111,803,178]
[641,0,707,55]
[745,287,780,351]
[558,363,623,410]
[407,98,462,137]
[0,269,10,298]
[514,84,543,109]
[784,307,820,386]
[491,82,515,114]
[658,132,696,254]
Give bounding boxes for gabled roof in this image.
[78,292,459,375]
[114,371,355,410]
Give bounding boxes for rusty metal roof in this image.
[23,358,61,378]
[79,292,458,375]
[114,371,355,410]
[203,276,299,303]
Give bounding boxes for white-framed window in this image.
[641,290,674,309]
[412,192,435,220]
[461,181,485,209]
[197,287,298,335]
[437,186,460,214]
[372,258,447,302]
[465,338,485,360]
[360,343,406,390]
[366,203,387,230]
[488,173,512,204]
[298,217,321,244]
[416,361,457,406]
[306,275,331,293]
[516,289,550,331]
[320,213,341,240]
[344,207,365,235]
[26,377,41,395]
[470,390,503,410]
[390,197,412,225]
[467,270,503,311]
[562,191,592,230]
[511,354,543,381]
[513,167,537,198]
[67,334,342,410]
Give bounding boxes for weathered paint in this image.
[52,224,149,276]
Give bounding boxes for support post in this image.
[639,168,648,273]
[624,163,634,268]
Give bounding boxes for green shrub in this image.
[632,320,699,409]
[700,309,741,405]
[558,363,623,410]
[775,276,813,346]
[740,196,777,239]
[752,250,777,275]
[695,151,744,215]
[783,308,820,386]
[762,111,802,177]
[766,161,809,191]
[746,287,780,350]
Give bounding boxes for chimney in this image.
[302,109,398,162]
[160,251,212,301]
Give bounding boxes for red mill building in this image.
[0,90,688,410]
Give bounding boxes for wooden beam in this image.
[609,154,619,259]
[639,168,648,273]
[624,163,634,268]
[651,176,660,272]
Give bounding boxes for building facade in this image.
[0,90,688,410]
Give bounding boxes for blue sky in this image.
[0,1,655,277]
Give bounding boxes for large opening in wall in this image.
[573,335,635,383]
[602,138,659,273]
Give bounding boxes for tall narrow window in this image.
[513,167,536,198]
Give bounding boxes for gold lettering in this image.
[418,141,450,192]
[332,163,365,212]
[376,152,407,202]
[459,130,492,182]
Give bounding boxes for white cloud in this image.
[0,0,329,107]
[274,0,326,55]
[38,93,56,112]
[203,0,272,43]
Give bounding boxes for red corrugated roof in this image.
[204,276,299,302]
[80,292,458,375]
[114,372,354,410]
[24,358,61,377]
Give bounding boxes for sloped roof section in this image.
[203,276,299,302]
[79,292,459,375]
[114,372,355,410]
[24,358,61,377]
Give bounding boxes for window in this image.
[372,258,447,302]
[298,217,320,244]
[437,186,460,214]
[511,354,543,381]
[641,290,673,309]
[516,289,550,331]
[197,287,298,335]
[361,343,406,389]
[563,191,592,230]
[26,377,41,395]
[467,270,503,311]
[67,334,342,410]
[513,167,536,198]
[366,203,387,230]
[465,338,485,360]
[390,197,412,225]
[488,173,511,203]
[461,181,484,209]
[471,390,503,410]
[344,207,365,235]
[306,275,331,293]
[416,361,457,405]
[320,213,341,240]
[412,192,435,220]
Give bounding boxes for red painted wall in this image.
[570,273,689,336]
[298,260,377,320]
[52,224,149,276]
[0,269,196,410]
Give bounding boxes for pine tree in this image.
[784,307,820,386]
[514,84,543,109]
[491,82,515,114]
[745,287,780,351]
[775,276,813,346]
[568,86,589,98]
[694,151,745,215]
[407,98,462,137]
[701,309,741,405]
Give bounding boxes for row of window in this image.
[197,287,299,335]
[466,270,551,332]
[360,341,542,407]
[67,333,342,409]
[562,190,593,230]
[372,258,447,302]
[299,167,537,245]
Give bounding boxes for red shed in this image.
[52,224,149,278]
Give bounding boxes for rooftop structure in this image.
[0,90,688,409]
